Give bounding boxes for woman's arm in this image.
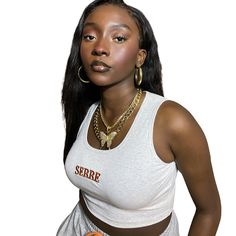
[157,100,221,236]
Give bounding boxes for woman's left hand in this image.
[85,231,103,236]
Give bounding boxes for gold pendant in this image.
[100,131,117,149]
[106,126,112,133]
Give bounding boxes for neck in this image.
[100,86,139,119]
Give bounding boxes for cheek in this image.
[112,44,139,69]
[80,44,89,64]
[80,44,95,76]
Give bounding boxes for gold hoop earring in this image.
[78,66,90,84]
[135,67,143,86]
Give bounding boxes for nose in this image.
[91,39,110,57]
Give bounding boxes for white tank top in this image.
[65,91,178,228]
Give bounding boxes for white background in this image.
[0,0,235,235]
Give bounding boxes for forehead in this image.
[84,4,139,33]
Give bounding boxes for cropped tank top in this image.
[65,91,178,228]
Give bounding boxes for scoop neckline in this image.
[83,91,149,154]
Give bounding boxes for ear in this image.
[136,49,147,67]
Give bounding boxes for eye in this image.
[83,35,96,41]
[114,36,127,43]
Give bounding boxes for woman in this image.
[57,0,221,235]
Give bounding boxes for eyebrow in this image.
[83,22,132,31]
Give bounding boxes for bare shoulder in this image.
[156,100,221,232]
[157,100,202,134]
[155,100,209,166]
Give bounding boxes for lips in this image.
[90,60,111,72]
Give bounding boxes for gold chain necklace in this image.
[99,89,141,133]
[93,89,142,149]
[99,105,124,134]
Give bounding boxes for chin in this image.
[89,75,114,87]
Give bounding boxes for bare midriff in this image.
[80,192,171,236]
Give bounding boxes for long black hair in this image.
[62,0,163,163]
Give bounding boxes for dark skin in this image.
[80,4,221,236]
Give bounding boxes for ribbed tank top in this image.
[65,91,178,228]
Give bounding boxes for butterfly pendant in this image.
[100,131,117,149]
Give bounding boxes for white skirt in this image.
[56,203,179,236]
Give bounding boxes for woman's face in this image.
[80,4,146,87]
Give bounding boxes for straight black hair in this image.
[62,0,163,162]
